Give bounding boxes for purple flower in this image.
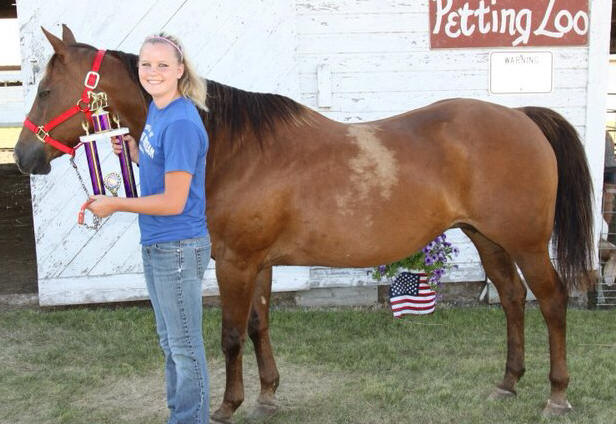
[373,234,459,287]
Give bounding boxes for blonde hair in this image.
[142,32,208,111]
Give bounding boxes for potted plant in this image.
[373,233,459,316]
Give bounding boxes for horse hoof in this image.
[542,399,572,417]
[211,410,234,424]
[247,401,278,422]
[487,387,516,401]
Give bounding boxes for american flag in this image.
[389,272,436,317]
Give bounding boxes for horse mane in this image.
[106,48,144,92]
[204,80,306,148]
[96,45,307,149]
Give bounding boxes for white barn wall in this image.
[295,0,601,285]
[585,0,613,271]
[0,18,23,126]
[17,0,308,306]
[16,0,610,304]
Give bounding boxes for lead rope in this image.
[70,156,104,230]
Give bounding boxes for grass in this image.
[0,305,615,423]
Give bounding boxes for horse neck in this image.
[108,50,150,136]
[201,80,311,180]
[203,124,248,190]
[113,61,313,188]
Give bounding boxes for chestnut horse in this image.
[15,26,593,421]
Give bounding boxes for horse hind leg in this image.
[514,248,572,416]
[247,266,280,419]
[462,228,527,399]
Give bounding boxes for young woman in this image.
[86,34,210,424]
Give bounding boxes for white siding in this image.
[295,0,603,284]
[17,0,305,306]
[16,0,611,304]
[0,18,24,126]
[609,56,616,125]
[0,85,23,126]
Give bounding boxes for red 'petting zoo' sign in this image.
[429,0,589,48]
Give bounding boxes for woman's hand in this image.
[112,134,139,164]
[86,195,118,218]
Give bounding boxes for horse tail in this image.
[518,106,594,289]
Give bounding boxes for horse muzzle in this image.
[13,140,51,175]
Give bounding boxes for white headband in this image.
[145,36,183,61]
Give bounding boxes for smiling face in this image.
[138,41,184,107]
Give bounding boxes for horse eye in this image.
[38,89,51,99]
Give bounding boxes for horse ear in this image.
[61,24,77,45]
[41,26,67,57]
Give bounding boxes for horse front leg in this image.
[247,266,280,418]
[211,258,259,424]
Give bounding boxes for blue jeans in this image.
[142,235,211,424]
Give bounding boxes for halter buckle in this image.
[35,126,49,142]
[76,97,91,112]
[84,71,100,89]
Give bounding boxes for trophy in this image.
[79,92,138,198]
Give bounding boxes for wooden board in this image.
[12,0,610,305]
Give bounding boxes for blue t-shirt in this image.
[138,97,208,245]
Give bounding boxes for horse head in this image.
[14,25,148,174]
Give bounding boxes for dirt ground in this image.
[17,356,347,424]
[0,163,37,295]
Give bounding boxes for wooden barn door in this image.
[17,0,306,306]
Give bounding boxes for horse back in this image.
[207,98,557,268]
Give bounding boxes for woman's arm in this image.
[86,171,192,217]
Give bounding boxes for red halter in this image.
[23,49,107,157]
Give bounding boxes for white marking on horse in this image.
[334,126,398,225]
[347,125,399,200]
